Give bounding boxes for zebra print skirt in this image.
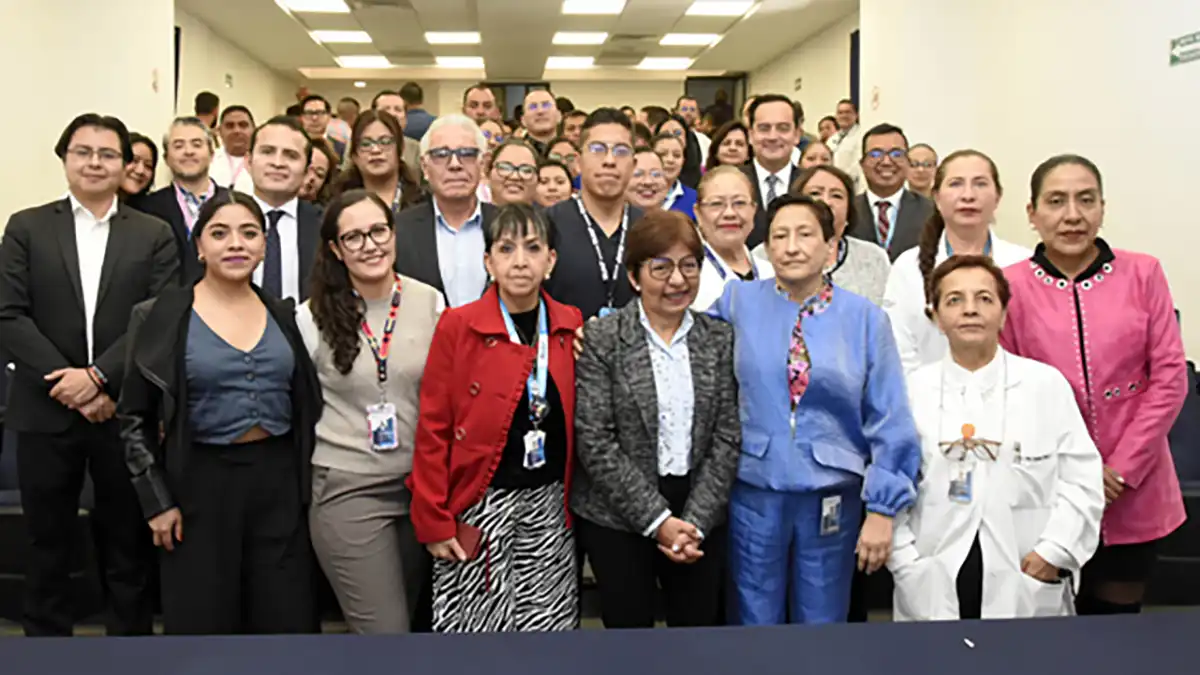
[432,482,578,633]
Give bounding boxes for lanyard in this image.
[703,243,756,282]
[500,299,550,427]
[359,275,403,389]
[574,195,629,307]
[227,154,246,187]
[175,180,213,234]
[830,237,849,275]
[945,233,994,258]
[391,183,404,215]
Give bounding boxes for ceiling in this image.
[175,0,857,82]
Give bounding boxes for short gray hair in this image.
[163,116,214,154]
[419,113,487,155]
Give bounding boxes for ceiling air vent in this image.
[349,0,415,9]
[608,34,659,46]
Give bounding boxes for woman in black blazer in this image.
[119,191,322,635]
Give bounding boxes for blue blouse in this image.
[663,181,698,222]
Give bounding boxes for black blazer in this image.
[0,199,179,433]
[739,163,801,250]
[290,200,323,302]
[118,284,321,519]
[128,183,231,281]
[393,199,498,305]
[847,189,934,262]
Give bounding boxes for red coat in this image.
[408,286,583,544]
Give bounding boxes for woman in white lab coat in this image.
[691,166,773,310]
[882,150,1030,375]
[890,254,1104,621]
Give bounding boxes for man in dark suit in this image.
[128,116,229,280]
[245,115,322,301]
[395,114,494,308]
[0,114,179,636]
[739,94,802,249]
[846,123,934,262]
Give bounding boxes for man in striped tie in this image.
[848,123,934,262]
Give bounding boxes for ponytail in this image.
[918,209,946,320]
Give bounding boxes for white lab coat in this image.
[889,350,1104,621]
[209,148,255,194]
[692,242,774,311]
[882,230,1030,375]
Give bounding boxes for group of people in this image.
[0,80,1187,639]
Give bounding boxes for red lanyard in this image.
[360,275,403,385]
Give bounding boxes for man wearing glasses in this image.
[522,90,561,157]
[544,109,640,320]
[0,114,179,636]
[300,94,347,161]
[394,114,497,308]
[846,123,933,262]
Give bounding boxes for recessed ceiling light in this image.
[562,0,625,15]
[637,57,694,70]
[310,30,372,44]
[552,32,609,45]
[424,32,481,45]
[275,0,350,13]
[436,56,485,69]
[353,81,367,88]
[660,33,722,46]
[545,56,596,69]
[336,56,392,68]
[685,1,754,16]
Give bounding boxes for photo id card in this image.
[949,467,973,504]
[819,495,841,536]
[367,402,399,452]
[523,429,546,470]
[597,306,615,318]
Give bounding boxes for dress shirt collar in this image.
[67,192,118,224]
[866,186,905,210]
[433,196,483,232]
[662,180,684,209]
[252,194,298,221]
[637,300,694,350]
[753,159,791,187]
[943,347,1007,393]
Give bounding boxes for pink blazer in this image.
[1000,248,1187,546]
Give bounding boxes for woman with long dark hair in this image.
[119,191,321,634]
[705,121,751,171]
[298,189,445,633]
[655,115,702,189]
[120,132,158,200]
[653,132,698,222]
[333,110,422,214]
[300,138,339,205]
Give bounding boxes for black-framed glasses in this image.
[646,255,701,280]
[359,137,396,152]
[549,151,578,164]
[426,146,481,165]
[585,142,633,159]
[68,146,123,163]
[495,161,537,180]
[339,223,394,251]
[866,148,908,162]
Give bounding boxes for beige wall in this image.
[548,80,685,114]
[1,0,175,224]
[749,11,858,132]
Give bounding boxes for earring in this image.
[197,255,205,263]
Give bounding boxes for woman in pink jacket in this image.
[1000,154,1188,615]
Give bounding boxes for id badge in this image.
[367,402,399,452]
[523,429,547,470]
[949,466,973,504]
[597,306,614,319]
[819,495,841,536]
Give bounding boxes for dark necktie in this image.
[765,175,780,207]
[264,210,284,297]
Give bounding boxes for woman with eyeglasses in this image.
[626,147,669,212]
[480,119,505,154]
[693,166,773,310]
[120,192,322,634]
[573,209,740,628]
[799,141,833,169]
[334,110,422,215]
[1000,155,1187,616]
[409,203,583,632]
[705,121,751,171]
[120,132,158,200]
[536,159,573,209]
[653,133,698,222]
[655,115,702,189]
[486,140,539,207]
[297,190,445,634]
[709,193,920,625]
[890,255,1103,621]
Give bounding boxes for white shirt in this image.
[251,195,301,301]
[68,194,116,361]
[693,241,774,311]
[865,187,906,244]
[831,123,861,174]
[209,148,255,194]
[752,159,792,209]
[693,131,712,166]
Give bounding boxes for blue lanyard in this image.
[500,299,550,426]
[703,244,755,282]
[945,234,993,257]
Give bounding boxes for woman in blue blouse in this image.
[709,193,921,625]
[653,131,698,222]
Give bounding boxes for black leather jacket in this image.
[118,284,322,519]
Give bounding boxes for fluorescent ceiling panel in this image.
[353,81,367,88]
[552,32,609,45]
[425,32,482,44]
[562,0,626,15]
[336,56,392,68]
[545,56,596,69]
[311,30,372,44]
[660,33,722,46]
[276,0,350,13]
[436,56,485,68]
[685,1,754,16]
[637,57,694,70]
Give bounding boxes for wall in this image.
[860,0,1200,354]
[1,0,175,223]
[546,80,685,114]
[175,9,297,125]
[749,11,859,128]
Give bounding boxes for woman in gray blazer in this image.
[572,209,741,629]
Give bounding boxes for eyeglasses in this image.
[632,168,664,180]
[679,105,697,113]
[482,129,505,143]
[646,256,701,280]
[585,142,634,159]
[939,437,1001,462]
[700,198,754,213]
[527,101,554,112]
[359,136,396,152]
[665,128,684,138]
[910,160,936,169]
[866,148,908,162]
[68,146,123,163]
[549,151,578,164]
[426,146,481,165]
[339,223,394,251]
[495,161,537,180]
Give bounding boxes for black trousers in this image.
[577,475,727,628]
[956,534,984,620]
[160,434,317,635]
[17,423,153,637]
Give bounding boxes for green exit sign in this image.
[1171,31,1200,67]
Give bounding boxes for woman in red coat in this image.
[408,202,583,632]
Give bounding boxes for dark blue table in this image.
[3,612,1198,675]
